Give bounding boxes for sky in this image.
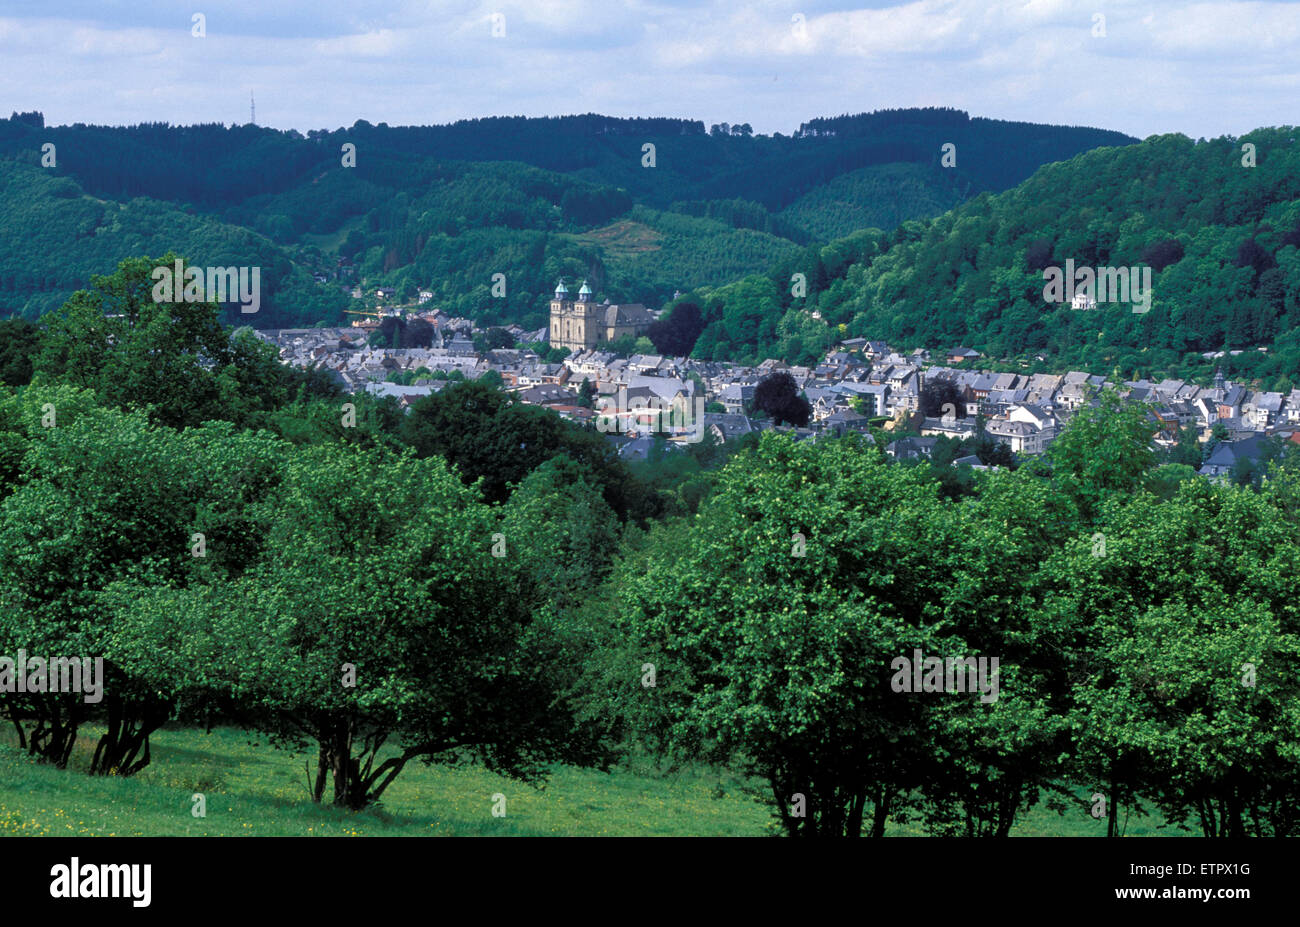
[1,0,1297,139]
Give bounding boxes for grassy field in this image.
[571,219,665,259]
[0,725,1181,836]
[0,726,771,837]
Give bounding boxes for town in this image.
[258,279,1300,477]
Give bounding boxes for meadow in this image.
[0,726,1177,837]
[0,726,770,837]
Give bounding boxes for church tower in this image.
[549,278,569,347]
[550,278,603,351]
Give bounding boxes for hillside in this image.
[690,128,1300,388]
[779,162,966,241]
[0,160,344,326]
[0,108,1136,328]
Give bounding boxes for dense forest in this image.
[685,127,1300,387]
[0,160,347,324]
[0,108,1133,328]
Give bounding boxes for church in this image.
[549,279,656,352]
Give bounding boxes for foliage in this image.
[919,376,964,419]
[1044,482,1300,835]
[646,301,704,356]
[1045,390,1157,522]
[35,255,340,430]
[0,109,1134,332]
[752,371,811,427]
[0,401,289,773]
[0,318,39,387]
[397,378,658,520]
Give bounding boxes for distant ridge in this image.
[0,108,1138,328]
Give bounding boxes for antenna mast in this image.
[250,91,255,126]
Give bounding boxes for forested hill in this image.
[0,159,346,327]
[0,108,1135,327]
[689,128,1300,389]
[793,107,1137,194]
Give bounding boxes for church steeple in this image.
[554,278,569,300]
[577,280,592,301]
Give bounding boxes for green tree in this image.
[601,434,960,836]
[0,402,289,773]
[752,371,811,427]
[474,327,516,354]
[124,443,599,809]
[35,254,233,429]
[399,378,655,520]
[1164,424,1204,468]
[0,318,40,387]
[35,255,333,429]
[1048,482,1300,835]
[500,455,621,613]
[1046,390,1157,523]
[1144,462,1200,500]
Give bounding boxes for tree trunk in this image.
[770,775,798,836]
[1107,775,1119,838]
[1224,788,1245,838]
[90,696,168,776]
[1196,797,1217,838]
[26,700,79,768]
[869,788,891,838]
[5,700,27,750]
[312,742,331,803]
[846,792,866,838]
[328,718,369,810]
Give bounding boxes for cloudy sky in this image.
[1,0,1297,139]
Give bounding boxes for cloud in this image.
[0,0,1295,139]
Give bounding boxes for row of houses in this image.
[263,324,1298,474]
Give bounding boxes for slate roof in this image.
[1201,434,1271,473]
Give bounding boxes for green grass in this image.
[570,219,665,259]
[1010,795,1179,837]
[0,726,773,836]
[0,725,1182,836]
